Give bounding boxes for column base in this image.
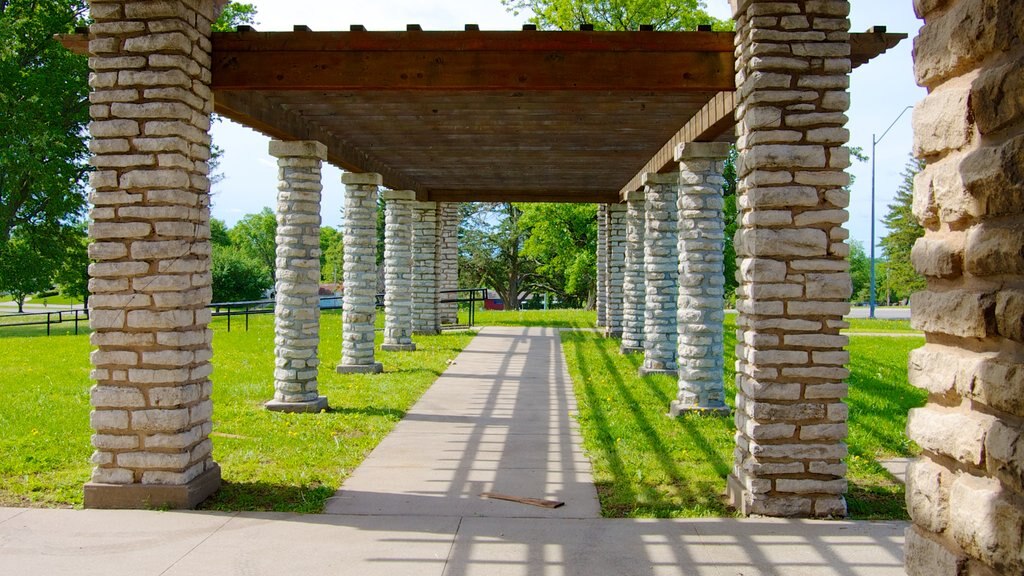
[638,366,676,377]
[84,464,221,510]
[604,329,623,339]
[620,345,644,355]
[669,400,731,417]
[336,362,384,375]
[727,473,750,516]
[726,473,846,518]
[265,396,329,413]
[381,343,417,352]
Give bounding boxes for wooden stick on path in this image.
[481,492,565,509]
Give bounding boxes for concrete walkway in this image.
[0,327,908,575]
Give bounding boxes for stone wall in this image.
[641,173,679,376]
[596,204,608,327]
[621,192,646,354]
[437,202,459,325]
[604,204,627,338]
[671,142,731,416]
[904,0,1024,574]
[727,0,853,518]
[84,0,220,508]
[411,201,440,335]
[381,190,417,352]
[266,140,328,413]
[337,172,382,374]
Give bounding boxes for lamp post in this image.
[869,105,914,320]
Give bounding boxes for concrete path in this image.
[0,326,909,575]
[325,326,601,518]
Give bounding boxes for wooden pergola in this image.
[66,26,903,203]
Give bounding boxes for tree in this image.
[229,207,277,280]
[880,157,926,303]
[210,217,233,248]
[460,203,537,310]
[721,147,739,304]
[502,0,727,31]
[0,0,90,250]
[849,240,871,304]
[0,230,59,312]
[211,246,273,303]
[518,203,597,308]
[320,226,343,284]
[53,222,89,307]
[211,2,257,32]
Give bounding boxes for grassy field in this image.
[561,314,926,519]
[845,318,919,333]
[0,312,474,511]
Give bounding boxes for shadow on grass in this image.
[200,480,337,513]
[326,406,406,420]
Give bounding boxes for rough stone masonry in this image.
[641,173,680,376]
[337,172,383,374]
[84,0,221,508]
[621,191,646,355]
[904,0,1024,574]
[727,0,854,518]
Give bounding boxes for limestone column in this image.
[412,201,440,335]
[596,204,608,327]
[381,190,416,352]
[640,173,679,376]
[266,140,328,413]
[620,191,646,354]
[904,0,1024,574]
[603,204,626,338]
[671,143,731,416]
[337,173,383,374]
[437,202,460,325]
[84,0,220,509]
[727,0,853,518]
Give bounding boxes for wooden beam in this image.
[211,31,735,92]
[214,91,425,193]
[427,189,620,204]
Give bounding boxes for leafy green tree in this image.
[502,0,727,30]
[229,207,277,280]
[849,240,871,304]
[460,203,537,310]
[518,203,597,308]
[721,147,739,304]
[0,230,59,312]
[211,246,272,303]
[210,217,233,248]
[0,0,89,249]
[320,226,344,284]
[211,2,257,32]
[880,157,926,302]
[53,222,89,307]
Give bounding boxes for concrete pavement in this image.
[0,327,909,575]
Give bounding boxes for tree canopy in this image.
[880,157,926,302]
[501,0,728,31]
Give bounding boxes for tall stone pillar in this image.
[621,191,646,354]
[671,142,731,416]
[84,0,220,509]
[596,204,608,327]
[640,173,679,376]
[412,201,440,335]
[603,204,626,338]
[437,202,460,325]
[337,173,383,374]
[381,190,416,352]
[727,0,853,518]
[904,1,1024,574]
[266,140,328,413]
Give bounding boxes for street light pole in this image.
[869,105,914,320]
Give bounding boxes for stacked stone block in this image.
[265,141,328,413]
[727,0,853,518]
[603,204,627,338]
[621,191,646,354]
[412,201,440,335]
[337,173,383,374]
[904,0,1024,574]
[671,143,731,416]
[641,173,680,376]
[437,202,460,325]
[381,190,417,352]
[84,0,221,509]
[596,204,608,327]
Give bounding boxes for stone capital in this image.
[342,172,383,186]
[411,200,437,211]
[624,190,645,203]
[268,140,327,160]
[381,190,417,202]
[607,202,628,213]
[644,171,680,187]
[675,142,732,162]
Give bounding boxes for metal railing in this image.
[0,308,90,336]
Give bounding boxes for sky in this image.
[210,0,926,255]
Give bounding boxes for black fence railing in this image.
[0,308,90,336]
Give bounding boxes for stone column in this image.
[381,190,416,352]
[603,204,626,338]
[671,142,731,416]
[596,204,608,327]
[437,202,460,325]
[337,173,383,374]
[621,191,646,354]
[727,0,853,518]
[904,1,1024,574]
[412,201,440,335]
[266,140,328,413]
[640,173,679,376]
[83,0,220,509]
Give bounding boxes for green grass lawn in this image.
[845,318,919,333]
[466,307,597,328]
[561,315,926,519]
[0,311,474,512]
